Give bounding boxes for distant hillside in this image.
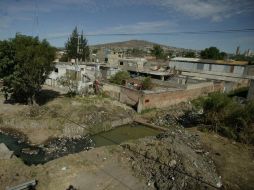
[91,40,186,51]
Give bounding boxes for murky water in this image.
[92,123,160,147]
[0,124,160,165]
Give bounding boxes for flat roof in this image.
[171,57,248,66]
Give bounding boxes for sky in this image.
[0,0,254,53]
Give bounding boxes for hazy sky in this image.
[0,0,254,53]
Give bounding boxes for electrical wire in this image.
[45,28,254,40]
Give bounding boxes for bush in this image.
[109,71,130,85]
[141,77,153,90]
[195,92,254,145]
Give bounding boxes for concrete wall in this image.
[169,60,246,76]
[102,83,140,106]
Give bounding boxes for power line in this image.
[33,0,39,37]
[47,107,220,189]
[46,28,254,40]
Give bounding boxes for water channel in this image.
[0,124,160,165]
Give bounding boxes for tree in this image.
[109,71,130,85]
[151,45,164,59]
[0,34,56,104]
[184,52,196,58]
[65,27,90,62]
[200,47,226,60]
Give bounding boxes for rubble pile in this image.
[150,102,203,128]
[122,127,222,190]
[44,136,94,159]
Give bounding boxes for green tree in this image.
[0,34,56,104]
[151,45,164,59]
[65,27,90,61]
[200,47,226,60]
[109,71,130,85]
[184,51,196,58]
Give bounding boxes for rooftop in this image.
[171,57,248,66]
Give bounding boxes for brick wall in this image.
[103,82,224,113]
[137,83,224,112]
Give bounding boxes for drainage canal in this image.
[0,124,160,165]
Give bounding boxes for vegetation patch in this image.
[193,92,254,145]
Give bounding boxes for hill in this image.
[91,40,186,51]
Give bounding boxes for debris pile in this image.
[44,136,94,159]
[177,110,203,128]
[122,127,222,190]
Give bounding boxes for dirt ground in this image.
[188,128,254,190]
[0,89,134,144]
[140,105,254,190]
[1,91,254,190]
[0,146,148,190]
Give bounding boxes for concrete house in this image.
[45,62,101,93]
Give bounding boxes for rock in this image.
[21,148,39,155]
[0,143,14,159]
[169,160,177,167]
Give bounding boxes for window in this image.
[55,68,58,73]
[120,61,124,65]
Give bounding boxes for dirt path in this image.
[0,146,148,190]
[188,128,254,190]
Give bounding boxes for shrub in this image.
[109,71,130,85]
[141,77,153,90]
[195,92,254,145]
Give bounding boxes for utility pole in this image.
[75,35,80,81]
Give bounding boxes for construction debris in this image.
[122,127,222,190]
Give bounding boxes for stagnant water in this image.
[0,124,160,165]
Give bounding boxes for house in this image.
[45,62,101,93]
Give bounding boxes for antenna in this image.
[34,0,39,37]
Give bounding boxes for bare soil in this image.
[0,91,134,144]
[0,146,148,190]
[140,105,254,190]
[188,128,254,190]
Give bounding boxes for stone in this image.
[0,143,14,159]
